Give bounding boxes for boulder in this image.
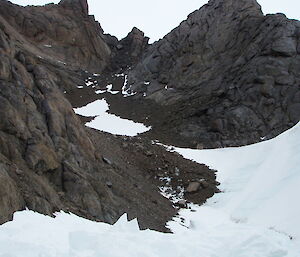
[186,182,201,193]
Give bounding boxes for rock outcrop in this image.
[123,0,300,147]
[107,27,149,70]
[0,0,110,72]
[59,0,89,15]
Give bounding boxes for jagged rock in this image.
[0,0,111,72]
[119,0,300,148]
[59,0,89,15]
[108,27,149,69]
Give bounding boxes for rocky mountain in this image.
[0,0,299,231]
[122,0,300,148]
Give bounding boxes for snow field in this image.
[1,114,299,256]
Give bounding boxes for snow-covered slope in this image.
[0,123,299,257]
[175,122,300,242]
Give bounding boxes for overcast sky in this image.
[10,0,300,43]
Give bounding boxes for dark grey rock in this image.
[271,37,297,57]
[121,0,300,148]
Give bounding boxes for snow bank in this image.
[0,207,297,257]
[175,122,300,242]
[1,124,299,257]
[73,99,151,136]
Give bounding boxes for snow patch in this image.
[73,99,151,136]
[173,122,300,242]
[85,81,94,87]
[94,84,119,95]
[122,75,137,97]
[95,89,106,94]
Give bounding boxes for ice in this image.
[1,123,299,256]
[73,99,151,136]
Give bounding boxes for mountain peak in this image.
[206,0,262,15]
[59,0,89,15]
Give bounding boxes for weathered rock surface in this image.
[186,182,201,193]
[122,0,300,148]
[0,0,111,72]
[107,27,149,70]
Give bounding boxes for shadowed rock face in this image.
[124,0,300,148]
[108,27,150,70]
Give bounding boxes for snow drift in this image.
[0,123,299,257]
[175,122,300,242]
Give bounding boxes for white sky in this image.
[9,0,300,43]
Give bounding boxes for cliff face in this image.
[0,0,299,230]
[0,0,111,72]
[125,0,300,147]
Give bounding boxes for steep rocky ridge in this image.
[0,0,110,72]
[121,0,300,148]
